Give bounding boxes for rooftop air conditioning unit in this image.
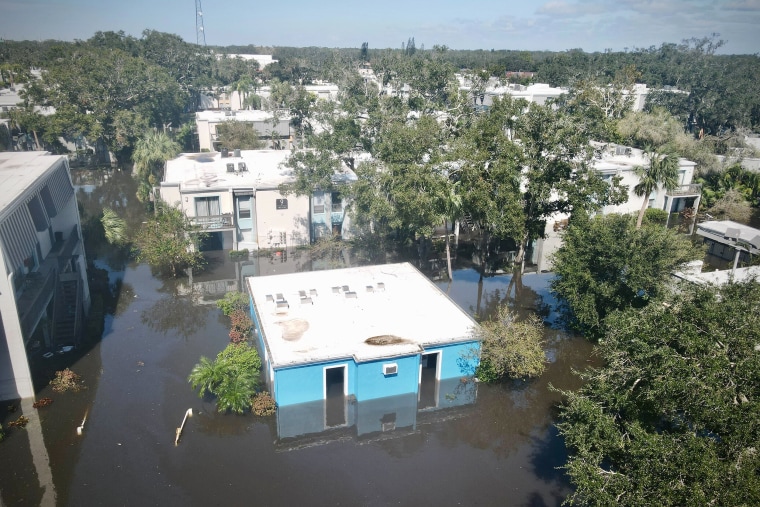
[234,148,241,158]
[238,162,247,172]
[383,363,398,376]
[226,163,235,172]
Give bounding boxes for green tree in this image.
[133,201,206,277]
[188,343,262,414]
[475,306,546,381]
[634,146,680,229]
[513,102,625,270]
[550,213,702,339]
[557,280,760,506]
[132,130,181,202]
[215,120,264,151]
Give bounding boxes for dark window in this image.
[238,196,251,219]
[27,195,48,232]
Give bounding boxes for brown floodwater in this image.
[0,170,598,507]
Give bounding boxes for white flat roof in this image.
[163,150,293,191]
[247,262,479,368]
[0,151,65,213]
[195,110,288,123]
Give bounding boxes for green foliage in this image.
[132,130,181,202]
[475,306,546,380]
[634,146,680,228]
[216,291,250,316]
[642,207,669,225]
[101,207,127,245]
[551,213,702,340]
[133,201,206,277]
[557,280,760,506]
[707,188,753,223]
[188,343,262,414]
[215,120,264,150]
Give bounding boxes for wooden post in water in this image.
[174,408,192,446]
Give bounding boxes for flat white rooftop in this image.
[163,150,293,191]
[0,151,65,213]
[247,262,479,368]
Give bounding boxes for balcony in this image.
[666,184,701,197]
[191,214,234,230]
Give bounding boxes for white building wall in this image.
[255,189,310,248]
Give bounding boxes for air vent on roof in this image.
[227,163,235,172]
[238,162,247,172]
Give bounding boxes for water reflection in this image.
[276,378,477,450]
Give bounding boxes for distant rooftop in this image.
[247,262,479,369]
[195,110,288,123]
[162,149,356,192]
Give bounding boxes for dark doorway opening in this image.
[325,366,346,427]
[418,352,439,409]
[198,231,223,252]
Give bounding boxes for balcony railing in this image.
[191,214,234,230]
[18,265,56,342]
[666,184,702,197]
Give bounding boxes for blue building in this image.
[246,263,480,415]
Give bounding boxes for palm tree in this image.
[132,130,181,202]
[187,356,222,398]
[634,147,680,229]
[101,207,127,245]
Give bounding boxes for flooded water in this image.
[0,169,597,506]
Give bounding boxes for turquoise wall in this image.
[274,359,357,406]
[428,341,481,379]
[354,355,420,401]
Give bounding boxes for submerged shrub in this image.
[50,369,85,393]
[251,391,276,416]
[188,343,262,414]
[216,291,249,316]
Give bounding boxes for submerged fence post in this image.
[174,408,193,446]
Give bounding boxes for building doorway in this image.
[324,365,346,427]
[418,352,439,409]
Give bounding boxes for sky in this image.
[1,0,759,54]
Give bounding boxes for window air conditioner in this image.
[383,363,398,375]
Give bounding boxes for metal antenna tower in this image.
[195,0,207,46]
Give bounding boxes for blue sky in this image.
[1,0,759,53]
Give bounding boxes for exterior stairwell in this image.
[52,272,82,348]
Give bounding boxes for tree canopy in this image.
[551,213,702,339]
[557,279,760,505]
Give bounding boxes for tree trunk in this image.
[515,231,529,274]
[636,193,649,229]
[444,222,453,281]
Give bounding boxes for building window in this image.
[195,196,220,217]
[331,192,342,212]
[238,196,251,219]
[313,193,325,214]
[27,195,48,232]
